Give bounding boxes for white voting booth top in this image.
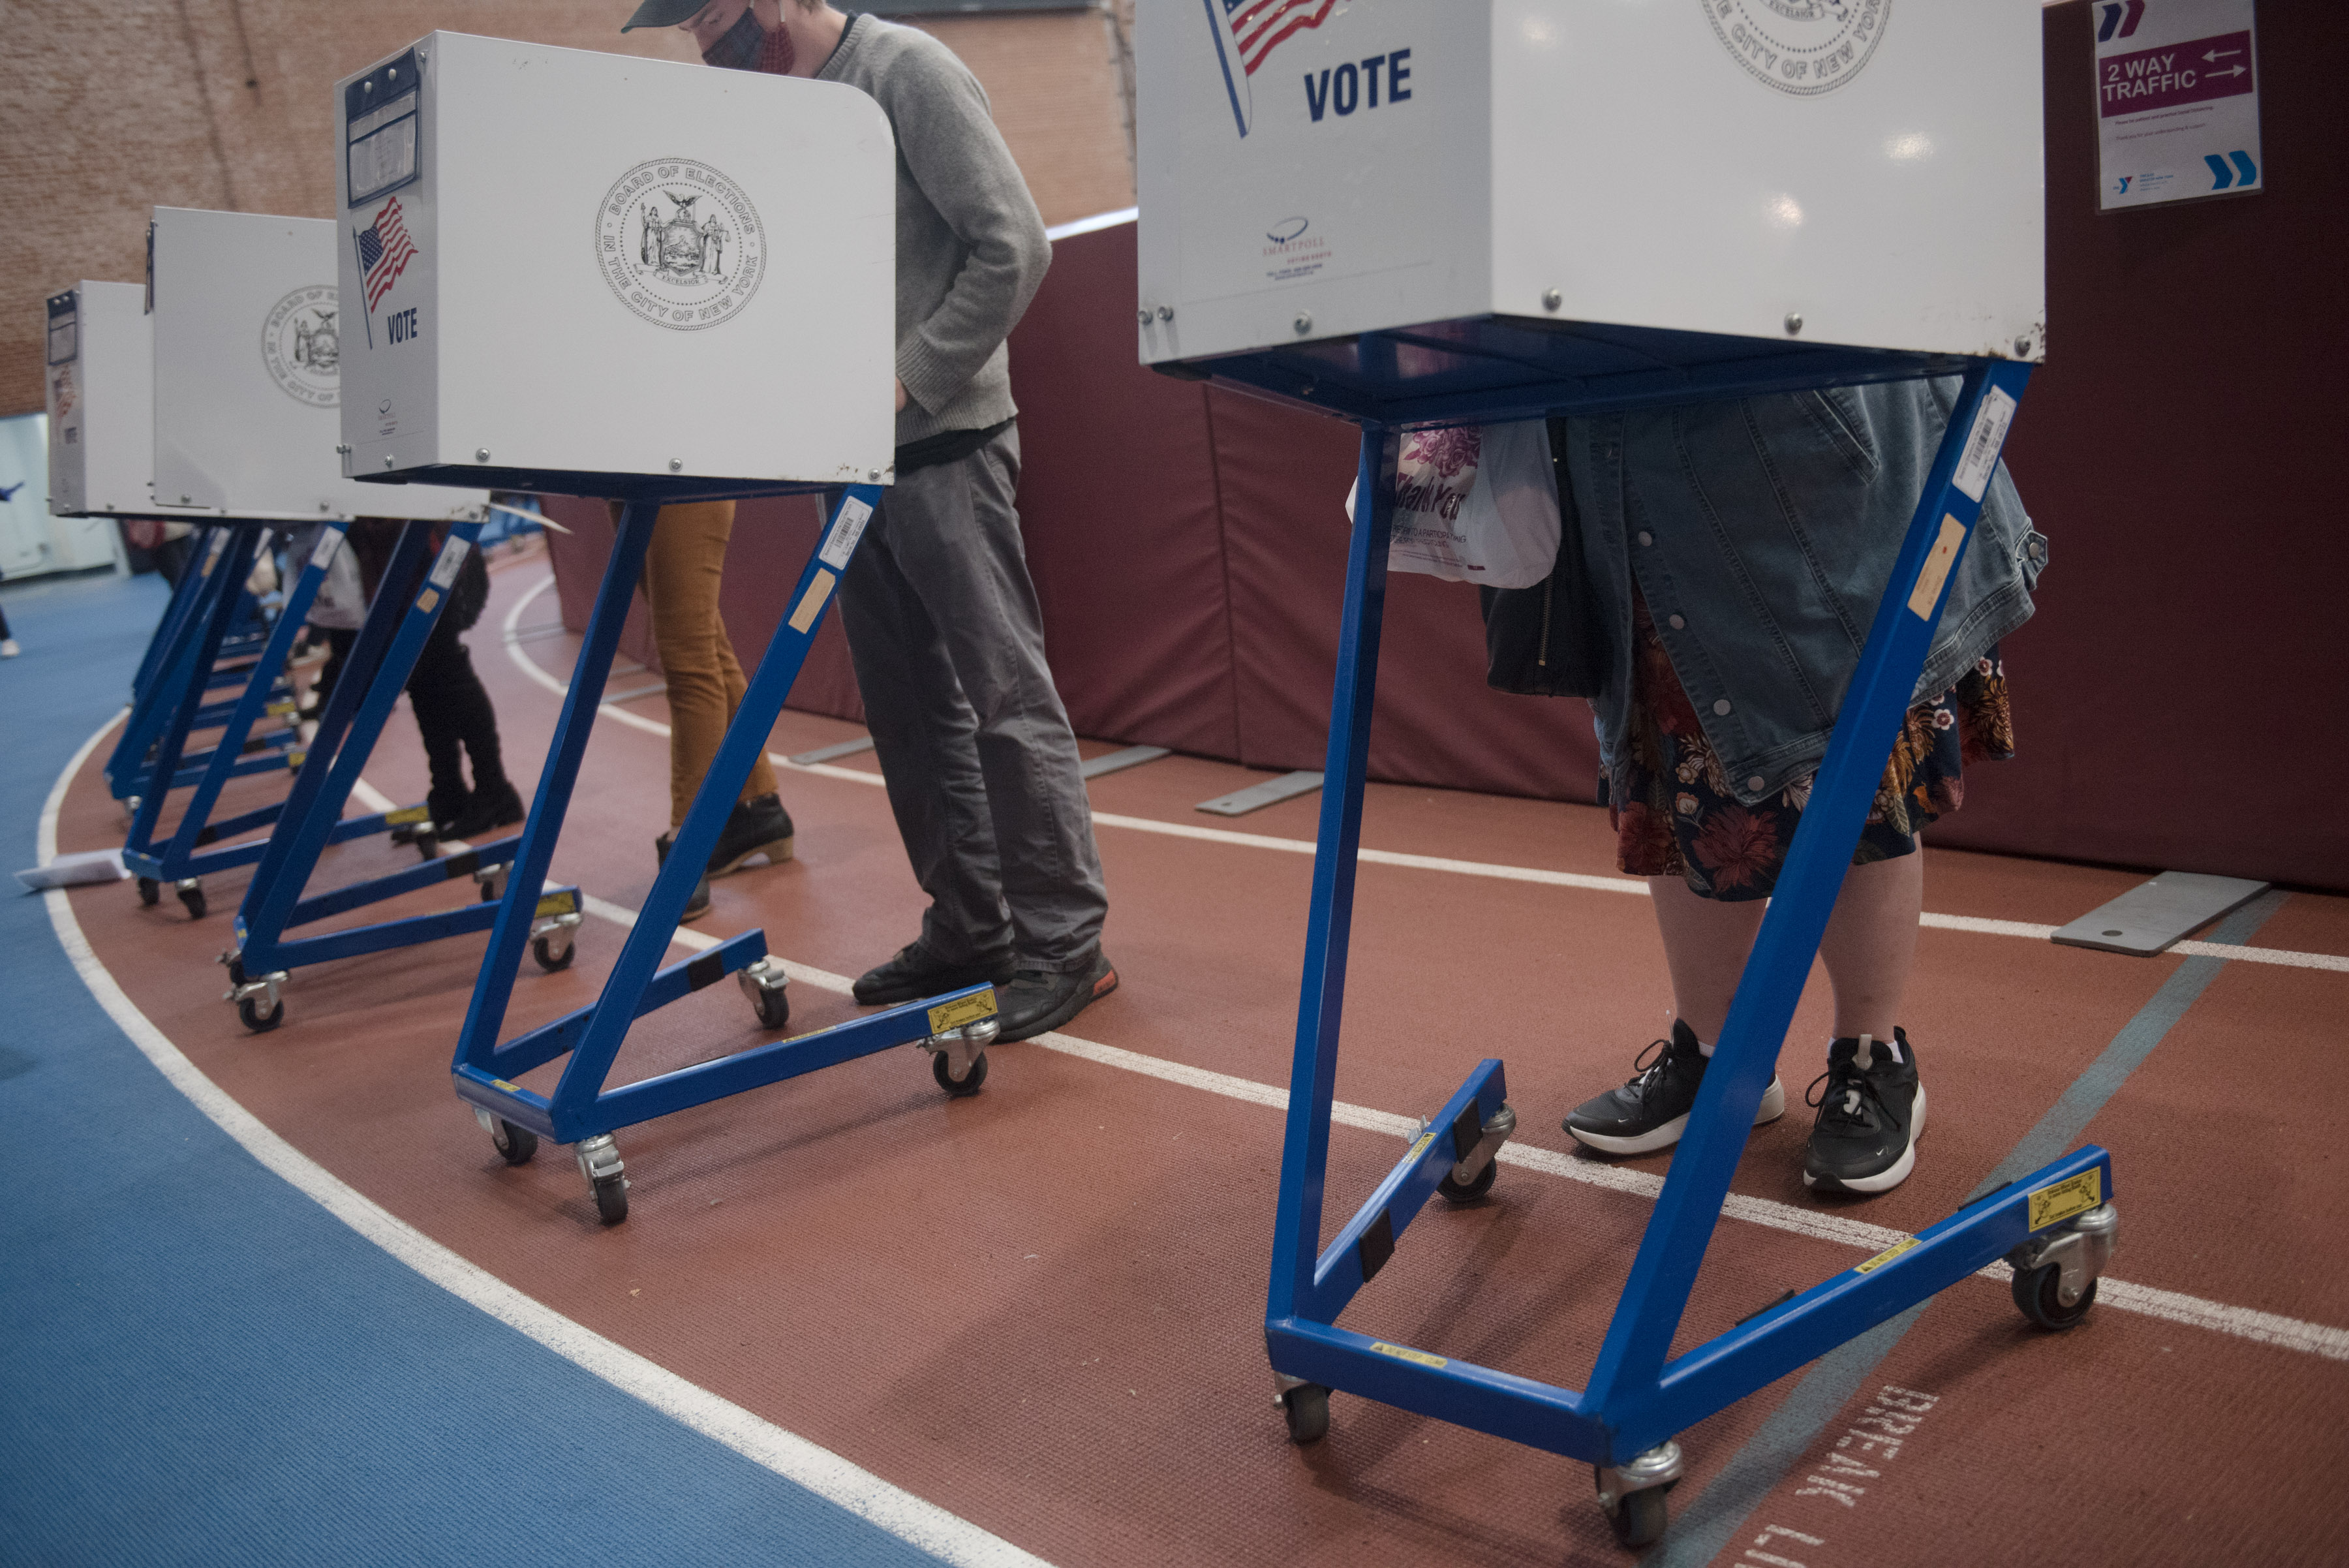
[1137,1,2046,422]
[333,31,895,500]
[44,282,153,519]
[147,207,489,524]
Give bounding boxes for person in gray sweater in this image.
[624,0,1115,1040]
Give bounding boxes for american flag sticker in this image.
[1203,0,1346,137]
[354,196,420,320]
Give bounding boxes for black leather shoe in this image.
[708,792,793,876]
[446,780,524,841]
[652,831,712,921]
[852,941,1016,1007]
[994,949,1118,1042]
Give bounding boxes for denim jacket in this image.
[1563,378,2043,807]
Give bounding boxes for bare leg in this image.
[1647,875,1765,1045]
[1816,848,1923,1042]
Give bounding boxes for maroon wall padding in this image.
[1918,3,2348,889]
[545,3,2345,888]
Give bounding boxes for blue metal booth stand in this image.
[344,466,1002,1228]
[1163,319,2119,1546]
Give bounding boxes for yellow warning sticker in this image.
[2027,1169,2101,1232]
[416,587,440,615]
[1370,1341,1448,1370]
[787,569,837,634]
[927,988,997,1034]
[1409,1131,1436,1161]
[286,749,307,770]
[1855,1237,1920,1274]
[267,699,296,717]
[534,889,577,917]
[1905,515,1971,620]
[385,806,431,826]
[491,1079,520,1093]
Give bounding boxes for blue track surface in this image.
[0,571,955,1568]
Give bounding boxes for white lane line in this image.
[500,572,2348,976]
[46,721,1052,1568]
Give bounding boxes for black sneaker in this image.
[1563,1019,1787,1156]
[853,940,1017,1007]
[708,793,793,877]
[1803,1028,1926,1193]
[994,949,1118,1041]
[652,831,712,921]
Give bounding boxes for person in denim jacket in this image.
[1556,377,2044,1196]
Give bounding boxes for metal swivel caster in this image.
[1274,1375,1329,1444]
[474,863,510,904]
[1596,1441,1683,1548]
[2007,1201,2117,1330]
[137,876,161,906]
[221,954,288,1034]
[530,910,583,972]
[923,1014,997,1098]
[175,878,206,920]
[736,956,791,1030]
[1437,1102,1516,1204]
[474,1105,539,1165]
[575,1133,628,1225]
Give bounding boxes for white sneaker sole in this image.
[1567,1076,1788,1156]
[1804,1081,1928,1193]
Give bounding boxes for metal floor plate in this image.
[2050,871,2272,956]
[1195,770,1323,817]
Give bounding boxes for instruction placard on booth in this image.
[2096,0,2262,212]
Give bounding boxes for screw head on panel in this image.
[2014,335,2033,358]
[868,469,881,481]
[1542,288,1562,312]
[1138,309,1151,326]
[669,457,684,472]
[1293,312,1313,335]
[475,447,490,461]
[334,443,350,455]
[1784,312,1804,336]
[383,455,395,468]
[1156,305,1173,322]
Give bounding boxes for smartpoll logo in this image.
[2097,1,2145,43]
[1203,0,1347,138]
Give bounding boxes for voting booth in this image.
[1140,3,2106,1547]
[44,282,153,520]
[322,33,988,1227]
[1138,0,2043,417]
[148,207,490,523]
[334,31,893,496]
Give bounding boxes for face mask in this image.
[700,7,794,74]
[701,7,764,70]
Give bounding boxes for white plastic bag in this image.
[1345,420,1561,589]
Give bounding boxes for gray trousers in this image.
[837,424,1108,972]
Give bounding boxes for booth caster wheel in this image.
[748,982,790,1030]
[576,1134,628,1226]
[238,992,283,1033]
[1437,1159,1498,1205]
[176,881,206,920]
[1278,1382,1329,1445]
[2011,1262,2097,1330]
[491,1118,538,1165]
[413,833,439,862]
[932,1047,987,1097]
[531,932,576,973]
[138,877,161,906]
[1608,1486,1668,1548]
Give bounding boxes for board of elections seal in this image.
[598,159,765,331]
[261,284,341,407]
[1702,0,1890,97]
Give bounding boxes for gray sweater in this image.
[819,16,1051,448]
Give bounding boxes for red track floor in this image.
[55,546,2349,1566]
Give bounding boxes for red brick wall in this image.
[0,3,1136,417]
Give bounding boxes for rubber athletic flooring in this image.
[16,549,2349,1565]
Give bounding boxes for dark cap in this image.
[621,0,708,31]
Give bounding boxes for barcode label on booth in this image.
[429,536,471,589]
[818,495,873,570]
[311,530,343,571]
[1951,386,2016,503]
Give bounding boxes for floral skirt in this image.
[1611,592,2014,902]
